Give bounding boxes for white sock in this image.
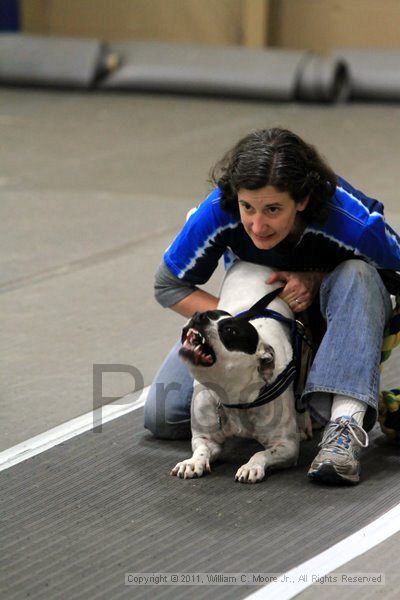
[330,395,366,426]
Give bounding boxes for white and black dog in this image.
[171,261,312,484]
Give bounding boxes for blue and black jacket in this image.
[160,176,400,303]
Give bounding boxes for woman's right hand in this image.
[266,271,324,313]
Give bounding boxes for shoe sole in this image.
[308,463,360,486]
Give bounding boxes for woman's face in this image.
[238,185,309,250]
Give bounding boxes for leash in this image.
[220,287,314,412]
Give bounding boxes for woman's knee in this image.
[331,259,378,284]
[144,380,192,440]
[323,260,388,299]
[143,341,193,439]
[321,259,391,321]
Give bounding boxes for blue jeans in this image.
[144,260,392,439]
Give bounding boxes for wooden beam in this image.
[242,0,270,47]
[20,0,51,34]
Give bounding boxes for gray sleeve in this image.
[154,261,199,308]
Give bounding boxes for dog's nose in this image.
[192,310,221,324]
[191,312,212,327]
[190,310,231,327]
[192,312,208,322]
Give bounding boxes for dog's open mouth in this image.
[179,327,216,367]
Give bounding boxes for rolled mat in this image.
[334,49,400,101]
[100,41,348,103]
[296,55,350,103]
[0,34,118,88]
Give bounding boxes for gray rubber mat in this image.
[334,49,400,101]
[0,34,108,88]
[2,406,400,600]
[100,41,348,102]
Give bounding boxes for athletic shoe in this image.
[307,415,369,485]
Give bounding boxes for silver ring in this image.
[295,299,301,304]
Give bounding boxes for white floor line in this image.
[0,386,149,472]
[246,502,400,600]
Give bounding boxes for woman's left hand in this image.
[266,271,325,313]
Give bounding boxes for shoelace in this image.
[319,414,369,455]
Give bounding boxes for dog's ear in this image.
[257,344,275,383]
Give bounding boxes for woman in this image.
[145,127,400,485]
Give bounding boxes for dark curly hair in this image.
[210,128,336,224]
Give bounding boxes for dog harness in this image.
[219,287,312,411]
[216,285,400,443]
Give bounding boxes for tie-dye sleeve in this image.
[357,214,400,271]
[163,188,239,285]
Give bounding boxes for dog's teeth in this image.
[194,345,201,352]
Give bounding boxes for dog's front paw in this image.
[235,463,265,484]
[170,458,211,479]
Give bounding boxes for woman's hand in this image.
[266,271,325,313]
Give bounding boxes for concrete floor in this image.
[2,87,400,598]
[2,89,400,450]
